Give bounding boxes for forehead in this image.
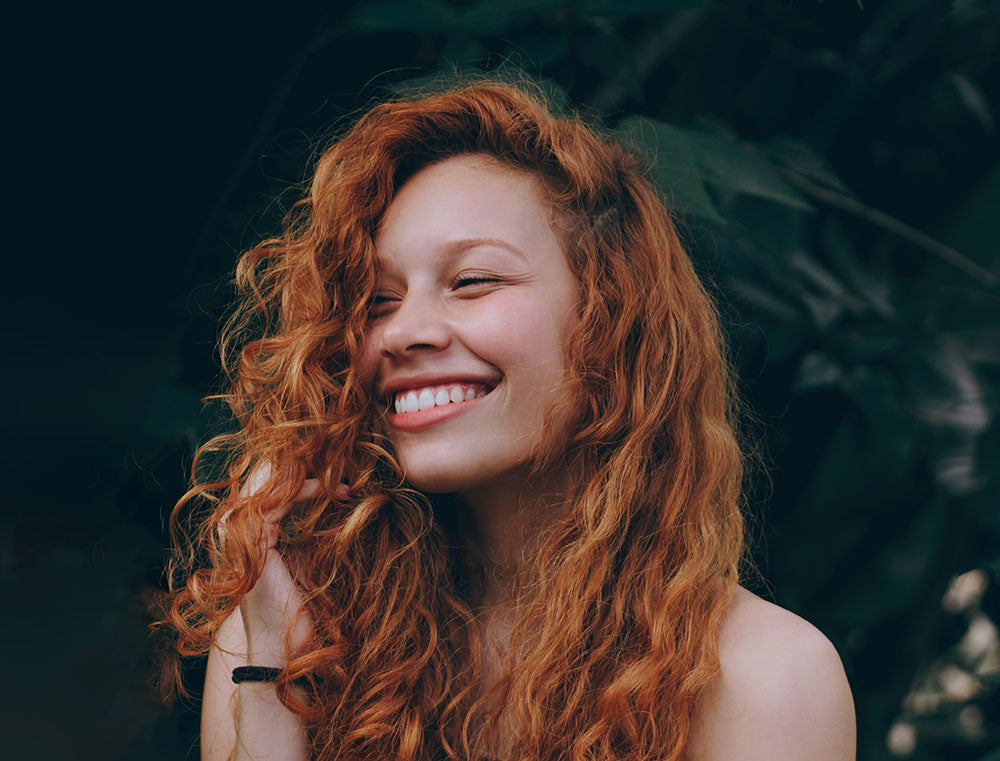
[375,155,560,264]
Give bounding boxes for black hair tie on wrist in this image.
[232,666,283,684]
[231,666,316,689]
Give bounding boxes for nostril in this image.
[377,307,452,357]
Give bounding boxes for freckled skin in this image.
[359,155,579,493]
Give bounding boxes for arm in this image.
[201,474,325,761]
[201,611,243,761]
[687,587,856,761]
[232,545,311,761]
[201,605,310,761]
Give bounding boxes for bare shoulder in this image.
[686,586,856,761]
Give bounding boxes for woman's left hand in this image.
[239,478,323,665]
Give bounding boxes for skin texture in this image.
[686,587,857,760]
[200,156,856,761]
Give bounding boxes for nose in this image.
[377,291,452,359]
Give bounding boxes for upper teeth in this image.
[393,384,487,414]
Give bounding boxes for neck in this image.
[456,465,566,608]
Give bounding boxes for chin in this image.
[398,454,514,494]
[401,468,485,494]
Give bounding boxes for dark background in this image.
[6,1,999,759]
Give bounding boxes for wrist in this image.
[245,632,292,667]
[232,665,314,695]
[241,616,292,667]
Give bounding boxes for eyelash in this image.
[453,273,500,288]
[366,294,396,319]
[367,274,500,318]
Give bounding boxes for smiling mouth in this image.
[391,382,493,415]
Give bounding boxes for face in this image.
[359,155,579,493]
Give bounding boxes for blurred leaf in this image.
[689,113,739,142]
[726,195,804,260]
[950,0,998,23]
[515,28,571,68]
[729,285,809,364]
[820,218,896,320]
[790,250,866,324]
[346,0,460,32]
[731,280,800,321]
[930,440,983,495]
[944,162,1000,272]
[948,73,996,133]
[794,351,845,392]
[787,268,845,331]
[842,365,907,436]
[461,0,561,36]
[576,30,642,101]
[966,424,1000,531]
[389,66,572,115]
[618,116,812,213]
[439,36,488,64]
[837,325,899,364]
[829,500,946,628]
[906,340,990,436]
[764,137,854,195]
[857,0,911,51]
[582,0,707,21]
[857,0,940,84]
[781,514,872,603]
[799,289,842,331]
[951,327,1000,364]
[903,339,991,496]
[616,116,725,223]
[691,135,813,211]
[834,366,921,491]
[771,414,882,603]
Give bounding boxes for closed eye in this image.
[453,274,501,289]
[367,293,400,319]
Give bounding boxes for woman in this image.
[165,82,856,761]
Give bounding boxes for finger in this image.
[220,461,273,543]
[217,508,233,543]
[265,479,349,522]
[259,481,350,551]
[222,475,349,546]
[262,479,323,527]
[238,460,273,499]
[291,479,349,503]
[290,478,324,504]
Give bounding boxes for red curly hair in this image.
[163,80,746,761]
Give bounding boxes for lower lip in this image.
[386,392,490,431]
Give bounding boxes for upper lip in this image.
[379,372,501,400]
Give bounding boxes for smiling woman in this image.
[162,81,855,761]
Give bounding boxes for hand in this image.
[240,479,319,665]
[221,467,343,666]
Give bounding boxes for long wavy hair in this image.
[162,80,746,761]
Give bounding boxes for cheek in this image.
[357,331,382,388]
[478,294,569,362]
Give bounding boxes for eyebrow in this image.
[442,237,528,262]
